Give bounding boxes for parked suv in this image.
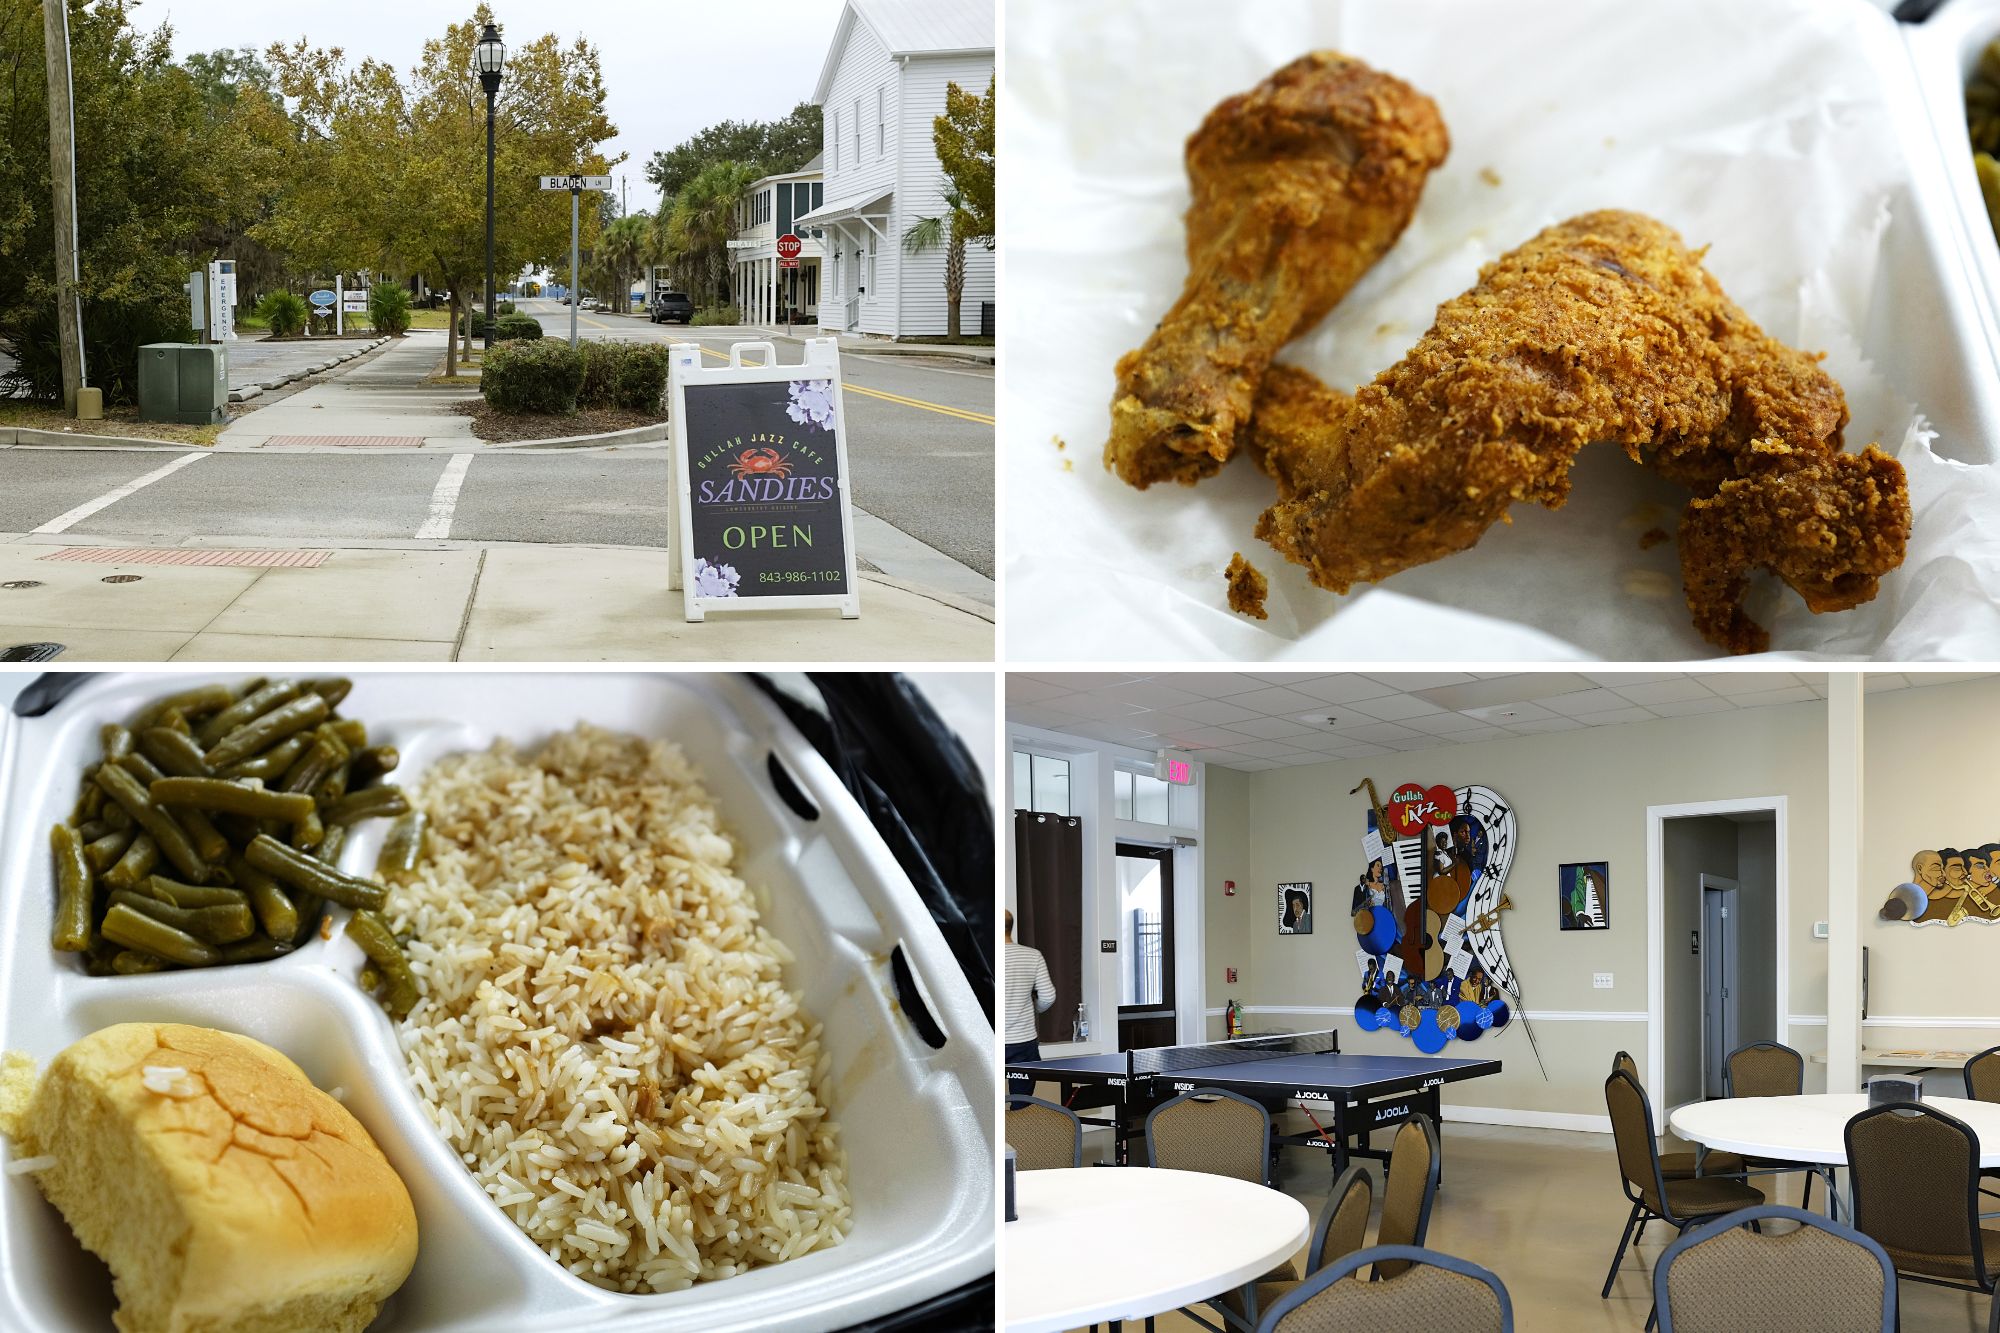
[649,291,695,324]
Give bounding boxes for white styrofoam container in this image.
[0,672,995,1333]
[1903,0,2000,403]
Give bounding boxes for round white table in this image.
[1670,1094,2000,1167]
[1005,1167,1311,1333]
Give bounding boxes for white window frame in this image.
[876,85,886,158]
[830,109,839,170]
[852,96,861,166]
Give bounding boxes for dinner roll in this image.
[3,1023,416,1333]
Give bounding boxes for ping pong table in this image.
[1005,1031,1501,1177]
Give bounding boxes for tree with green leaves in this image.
[589,212,650,314]
[934,76,994,244]
[903,181,979,340]
[662,160,759,309]
[644,101,820,199]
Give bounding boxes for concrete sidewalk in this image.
[760,328,994,364]
[224,334,389,397]
[218,332,477,449]
[0,537,991,661]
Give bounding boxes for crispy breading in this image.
[1249,210,1910,654]
[1225,552,1269,619]
[1104,52,1449,489]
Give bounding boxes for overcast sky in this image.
[144,0,841,215]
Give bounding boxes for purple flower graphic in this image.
[692,558,741,598]
[786,379,836,432]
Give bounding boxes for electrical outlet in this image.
[1593,972,1613,990]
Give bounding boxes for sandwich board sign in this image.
[666,337,859,621]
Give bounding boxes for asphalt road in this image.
[0,303,994,578]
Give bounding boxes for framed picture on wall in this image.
[1559,862,1609,930]
[1278,882,1313,935]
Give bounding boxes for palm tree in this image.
[903,180,979,339]
[667,160,759,311]
[592,214,649,313]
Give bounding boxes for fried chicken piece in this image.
[1225,552,1269,619]
[1103,53,1449,489]
[1249,210,1910,654]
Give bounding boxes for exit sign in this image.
[1154,748,1195,785]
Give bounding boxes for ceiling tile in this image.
[1385,734,1454,751]
[1331,742,1394,758]
[1543,688,1639,717]
[1726,686,1816,707]
[1006,705,1073,730]
[1065,721,1159,746]
[1504,717,1588,734]
[1646,697,1738,718]
[1401,711,1499,735]
[1339,693,1448,722]
[1020,673,1146,690]
[1288,676,1402,705]
[1690,673,1800,695]
[1359,672,1477,692]
[1905,672,1995,686]
[1580,672,1686,686]
[1036,693,1149,719]
[1861,675,1907,692]
[1270,753,1332,767]
[1228,716,1319,741]
[1286,732,1355,752]
[1173,698,1263,725]
[1229,739,1314,760]
[1151,673,1267,698]
[1244,673,1333,685]
[1433,726,1515,744]
[1463,701,1561,725]
[1006,677,1067,703]
[1174,725,1267,748]
[1231,758,1281,771]
[1091,680,1203,710]
[1610,679,1713,706]
[1228,686,1331,715]
[1331,721,1423,745]
[1575,707,1659,725]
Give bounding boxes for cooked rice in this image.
[388,724,849,1293]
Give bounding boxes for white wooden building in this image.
[796,0,994,340]
[729,154,826,326]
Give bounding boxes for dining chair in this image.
[1844,1101,2000,1333]
[1653,1204,1896,1332]
[1145,1087,1289,1333]
[1966,1046,2000,1201]
[1221,1164,1374,1326]
[1006,1094,1082,1170]
[1256,1244,1513,1332]
[1602,1068,1765,1326]
[1612,1050,1747,1185]
[1724,1040,1819,1210]
[1372,1114,1441,1278]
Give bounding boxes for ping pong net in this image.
[1127,1029,1340,1080]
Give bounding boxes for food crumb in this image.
[1478,167,1502,187]
[1051,434,1067,451]
[1374,322,1402,338]
[1061,458,1073,471]
[320,914,333,941]
[1638,527,1670,550]
[1622,569,1677,600]
[1225,552,1269,620]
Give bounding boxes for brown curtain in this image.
[1014,811,1083,1045]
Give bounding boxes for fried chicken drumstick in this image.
[1249,210,1910,655]
[1103,52,1449,489]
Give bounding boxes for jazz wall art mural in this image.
[1881,844,2000,926]
[1349,779,1545,1074]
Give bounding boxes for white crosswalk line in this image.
[31,451,208,535]
[415,452,473,540]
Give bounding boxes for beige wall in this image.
[1737,821,1779,1050]
[1196,675,2000,1125]
[1202,766,1253,1041]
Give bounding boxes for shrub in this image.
[498,300,517,316]
[456,308,490,338]
[610,344,670,410]
[256,291,308,337]
[577,339,625,407]
[0,299,194,406]
[368,284,412,336]
[691,303,742,327]
[494,313,543,342]
[481,338,584,414]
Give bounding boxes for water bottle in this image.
[1075,1002,1090,1042]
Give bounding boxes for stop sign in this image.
[776,233,803,260]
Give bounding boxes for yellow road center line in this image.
[691,347,993,423]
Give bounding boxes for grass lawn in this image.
[0,399,225,446]
[408,309,453,330]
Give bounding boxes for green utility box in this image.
[137,343,228,425]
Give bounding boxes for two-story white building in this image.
[796,0,994,340]
[728,154,826,326]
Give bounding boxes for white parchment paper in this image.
[1003,0,2000,660]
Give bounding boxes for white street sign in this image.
[540,174,613,192]
[539,175,572,190]
[581,175,613,191]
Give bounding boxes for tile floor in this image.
[1044,1118,1990,1331]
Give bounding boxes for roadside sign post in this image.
[206,260,236,343]
[335,274,343,336]
[776,234,801,332]
[666,336,860,622]
[540,173,613,347]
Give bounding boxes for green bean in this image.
[358,964,382,991]
[155,707,191,736]
[74,775,105,823]
[1980,153,2000,242]
[280,736,343,796]
[235,861,299,943]
[84,827,134,874]
[131,683,237,731]
[306,678,353,710]
[99,724,133,762]
[195,680,301,749]
[83,937,121,977]
[103,834,159,892]
[327,785,409,827]
[327,719,367,749]
[377,812,427,878]
[317,759,352,808]
[291,894,325,946]
[347,911,419,1018]
[220,733,311,782]
[102,802,133,833]
[291,807,325,851]
[109,890,253,945]
[110,951,169,975]
[75,819,111,843]
[315,823,347,865]
[149,777,317,824]
[146,877,247,910]
[92,763,206,883]
[221,937,295,964]
[49,824,94,952]
[100,903,220,967]
[178,808,230,865]
[206,694,329,769]
[119,751,168,786]
[244,834,385,911]
[350,746,399,785]
[137,727,215,779]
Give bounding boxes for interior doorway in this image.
[1646,798,1786,1112]
[1115,844,1177,1051]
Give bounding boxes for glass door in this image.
[1115,844,1176,1050]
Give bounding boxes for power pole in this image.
[41,0,85,415]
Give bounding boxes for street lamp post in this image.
[475,22,506,354]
